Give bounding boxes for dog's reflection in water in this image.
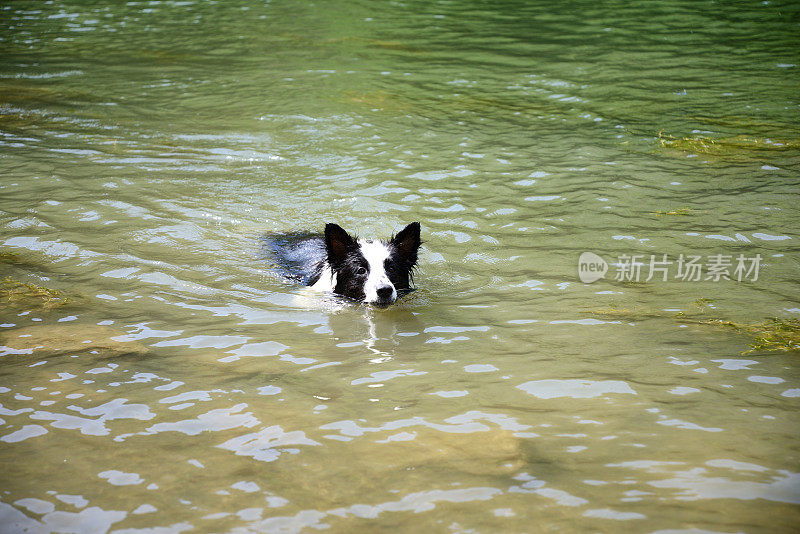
[327,303,426,362]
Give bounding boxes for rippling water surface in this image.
[1,0,799,532]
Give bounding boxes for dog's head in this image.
[324,222,421,308]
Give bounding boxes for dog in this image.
[262,222,421,308]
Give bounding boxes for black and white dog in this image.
[263,222,421,308]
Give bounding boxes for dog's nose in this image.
[376,286,394,300]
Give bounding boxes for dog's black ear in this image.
[325,223,357,265]
[391,222,421,264]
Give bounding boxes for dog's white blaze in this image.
[310,265,336,292]
[359,240,396,303]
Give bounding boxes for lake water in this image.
[1,0,799,532]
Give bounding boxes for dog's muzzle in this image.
[369,285,396,308]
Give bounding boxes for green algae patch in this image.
[0,277,74,311]
[701,317,800,355]
[652,207,695,217]
[656,131,800,160]
[583,303,799,355]
[693,298,715,308]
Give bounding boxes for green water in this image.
[1,0,799,532]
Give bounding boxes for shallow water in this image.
[1,0,799,532]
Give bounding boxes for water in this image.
[1,0,799,531]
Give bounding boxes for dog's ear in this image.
[391,222,421,263]
[325,223,357,265]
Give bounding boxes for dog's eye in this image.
[356,267,367,275]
